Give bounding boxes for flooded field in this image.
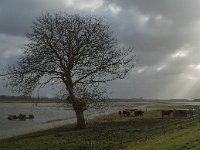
[1,101,199,139]
[0,101,151,139]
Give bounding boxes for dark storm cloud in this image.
[114,0,200,23]
[1,0,200,98]
[0,0,66,95]
[0,0,68,36]
[103,0,200,67]
[101,0,200,99]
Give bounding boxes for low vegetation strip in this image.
[0,110,200,150]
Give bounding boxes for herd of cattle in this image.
[7,113,34,120]
[119,108,194,118]
[118,109,144,117]
[161,109,194,118]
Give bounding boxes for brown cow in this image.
[122,109,131,116]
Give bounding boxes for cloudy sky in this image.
[1,0,200,99]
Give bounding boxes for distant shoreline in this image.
[0,99,196,103]
[0,99,63,103]
[0,95,63,103]
[0,95,199,103]
[0,100,59,103]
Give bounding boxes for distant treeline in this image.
[0,95,198,103]
[193,99,200,102]
[0,95,62,103]
[108,98,192,102]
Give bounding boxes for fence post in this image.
[120,131,123,149]
[162,122,166,135]
[89,136,93,148]
[145,127,148,140]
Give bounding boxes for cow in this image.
[119,109,138,117]
[28,114,34,119]
[134,110,144,117]
[118,111,122,116]
[173,110,188,118]
[7,115,17,120]
[8,113,35,120]
[161,110,173,118]
[18,113,26,120]
[122,109,130,116]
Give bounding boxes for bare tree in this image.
[1,13,135,129]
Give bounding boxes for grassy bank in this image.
[127,123,200,150]
[146,103,198,110]
[1,110,200,150]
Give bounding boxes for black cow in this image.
[161,110,173,118]
[118,111,122,116]
[28,114,34,119]
[134,110,144,117]
[173,110,188,118]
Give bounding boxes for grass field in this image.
[1,108,200,150]
[145,103,196,110]
[128,123,200,150]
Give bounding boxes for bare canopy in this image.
[1,12,135,128]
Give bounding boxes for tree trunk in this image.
[75,110,86,129]
[69,95,87,129]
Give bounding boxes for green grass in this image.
[146,103,196,110]
[1,109,200,150]
[127,123,200,150]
